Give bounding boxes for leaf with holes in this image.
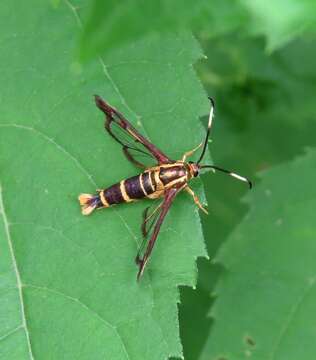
[0,1,208,359]
[199,149,316,360]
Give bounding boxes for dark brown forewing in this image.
[95,96,173,167]
[136,187,181,280]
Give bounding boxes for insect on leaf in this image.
[0,1,209,358]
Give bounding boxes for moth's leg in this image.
[136,187,180,280]
[181,143,203,162]
[185,186,208,214]
[141,202,163,238]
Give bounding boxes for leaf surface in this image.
[239,0,316,51]
[200,149,316,360]
[178,34,316,360]
[80,0,316,61]
[79,0,248,58]
[0,1,208,358]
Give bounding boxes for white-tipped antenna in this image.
[207,97,215,132]
[200,165,252,189]
[197,97,215,164]
[229,173,249,184]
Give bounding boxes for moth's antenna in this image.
[197,97,215,165]
[200,165,252,189]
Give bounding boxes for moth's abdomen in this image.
[102,183,125,205]
[79,170,160,214]
[100,171,157,206]
[79,165,189,215]
[78,193,103,215]
[124,172,155,199]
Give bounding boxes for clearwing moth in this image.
[79,96,251,280]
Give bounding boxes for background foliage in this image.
[1,1,316,359]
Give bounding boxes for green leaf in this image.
[0,1,209,358]
[80,0,316,61]
[179,35,316,360]
[199,149,316,360]
[80,0,248,59]
[198,35,316,175]
[239,0,316,51]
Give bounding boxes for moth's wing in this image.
[95,95,173,168]
[140,200,163,246]
[107,121,156,168]
[136,187,181,280]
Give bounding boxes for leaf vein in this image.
[23,283,131,360]
[270,279,316,360]
[0,325,24,343]
[0,123,96,186]
[0,184,34,359]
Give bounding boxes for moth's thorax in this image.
[159,164,186,183]
[187,162,199,178]
[153,162,193,189]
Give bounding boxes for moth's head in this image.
[188,161,200,178]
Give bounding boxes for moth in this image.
[79,96,251,280]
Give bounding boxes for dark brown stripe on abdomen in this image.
[142,172,156,195]
[150,171,156,189]
[124,175,146,199]
[103,183,124,205]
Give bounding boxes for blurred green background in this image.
[180,35,316,359]
[1,1,316,359]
